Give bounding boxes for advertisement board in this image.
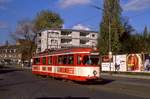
[127,54,142,72]
[113,55,127,72]
[143,54,150,72]
[101,55,114,71]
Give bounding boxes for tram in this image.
[32,48,100,81]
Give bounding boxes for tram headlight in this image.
[93,70,97,76]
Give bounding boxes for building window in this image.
[14,55,16,58]
[49,32,59,37]
[92,34,95,37]
[14,49,16,53]
[7,49,10,53]
[92,42,96,46]
[9,55,12,58]
[80,32,87,36]
[51,39,54,44]
[61,31,71,35]
[48,32,52,37]
[10,49,13,53]
[38,40,41,43]
[38,48,41,52]
[38,33,41,37]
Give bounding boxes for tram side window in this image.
[58,55,73,65]
[63,56,67,64]
[58,56,63,64]
[33,58,40,65]
[42,57,46,65]
[68,55,74,65]
[48,56,52,65]
[77,55,82,65]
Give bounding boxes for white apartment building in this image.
[36,29,98,53]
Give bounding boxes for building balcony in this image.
[80,36,90,40]
[61,38,72,43]
[60,42,72,46]
[60,35,72,39]
[61,31,72,35]
[79,44,91,48]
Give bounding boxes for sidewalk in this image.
[101,72,150,80]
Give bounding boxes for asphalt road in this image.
[0,66,150,99]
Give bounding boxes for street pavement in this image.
[0,66,150,99]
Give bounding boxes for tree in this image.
[34,10,64,31]
[119,17,135,53]
[5,40,9,46]
[11,10,64,66]
[14,20,36,41]
[12,19,37,65]
[98,0,124,55]
[142,26,150,53]
[143,26,148,37]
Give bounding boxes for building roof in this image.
[39,28,98,34]
[0,45,22,49]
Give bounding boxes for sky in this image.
[0,0,150,44]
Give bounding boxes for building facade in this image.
[36,29,98,53]
[0,45,22,65]
[0,39,34,66]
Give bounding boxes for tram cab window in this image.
[90,55,99,65]
[82,55,99,66]
[42,57,46,65]
[33,58,40,65]
[82,56,91,65]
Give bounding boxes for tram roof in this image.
[33,47,98,57]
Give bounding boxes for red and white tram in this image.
[32,48,100,81]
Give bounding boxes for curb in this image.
[101,73,150,80]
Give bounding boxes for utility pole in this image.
[108,19,112,75]
[108,7,112,75]
[47,31,49,50]
[91,5,112,75]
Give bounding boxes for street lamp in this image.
[91,5,112,75]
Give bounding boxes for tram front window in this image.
[82,55,99,66]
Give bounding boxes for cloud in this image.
[59,0,91,8]
[0,21,8,29]
[0,0,12,10]
[72,24,90,31]
[123,0,150,11]
[0,0,11,3]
